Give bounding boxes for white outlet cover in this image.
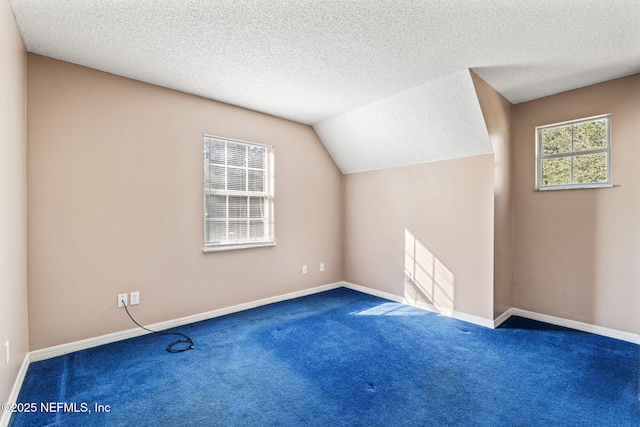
[118,293,128,307]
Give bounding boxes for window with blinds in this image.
[203,135,274,251]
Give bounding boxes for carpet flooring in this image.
[9,288,640,426]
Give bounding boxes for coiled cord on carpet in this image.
[123,303,195,353]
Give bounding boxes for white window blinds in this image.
[204,135,274,251]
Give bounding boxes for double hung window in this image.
[204,135,274,251]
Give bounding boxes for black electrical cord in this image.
[123,302,195,353]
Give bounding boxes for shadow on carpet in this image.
[9,288,640,426]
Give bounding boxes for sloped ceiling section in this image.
[314,70,492,174]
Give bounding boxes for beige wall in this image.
[0,0,29,408]
[512,74,640,334]
[343,154,495,321]
[471,72,513,318]
[27,55,343,350]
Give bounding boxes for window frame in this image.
[203,135,275,252]
[535,114,612,191]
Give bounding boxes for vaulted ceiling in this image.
[9,0,640,173]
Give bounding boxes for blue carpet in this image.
[9,288,640,426]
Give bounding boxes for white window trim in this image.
[203,135,275,252]
[535,114,612,191]
[203,241,276,253]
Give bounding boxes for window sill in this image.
[534,184,616,192]
[202,242,276,253]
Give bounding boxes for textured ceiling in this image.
[315,70,492,174]
[9,0,640,172]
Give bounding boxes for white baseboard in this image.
[493,308,513,328]
[452,310,494,329]
[342,281,433,308]
[30,282,344,362]
[341,281,495,329]
[511,308,640,345]
[342,282,640,343]
[0,353,30,427]
[27,281,640,365]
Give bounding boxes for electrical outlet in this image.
[130,291,140,305]
[320,263,325,272]
[302,265,307,274]
[5,341,9,365]
[117,293,128,308]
